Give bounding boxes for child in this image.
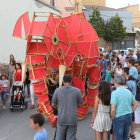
[127,58,138,80]
[30,113,48,140]
[104,65,113,83]
[0,74,9,108]
[13,86,22,102]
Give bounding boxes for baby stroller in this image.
[10,81,28,112]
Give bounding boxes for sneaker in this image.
[13,100,15,102]
[3,106,5,109]
[18,100,20,102]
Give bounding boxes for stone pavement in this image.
[0,93,140,140]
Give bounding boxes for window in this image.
[66,9,74,13]
[50,0,55,7]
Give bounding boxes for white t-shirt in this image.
[133,54,137,61]
[118,54,126,64]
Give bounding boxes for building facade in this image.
[0,0,60,64]
[43,0,75,13]
[119,4,140,29]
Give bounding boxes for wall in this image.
[125,5,140,29]
[83,10,132,30]
[0,0,60,64]
[75,0,106,12]
[43,0,75,13]
[98,37,112,50]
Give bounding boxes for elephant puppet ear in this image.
[59,65,66,87]
[21,62,27,87]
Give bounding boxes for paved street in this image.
[0,93,140,140]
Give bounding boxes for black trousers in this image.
[49,95,58,115]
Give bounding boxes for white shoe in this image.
[3,106,5,109]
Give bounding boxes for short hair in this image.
[128,58,135,66]
[51,68,57,72]
[137,66,140,74]
[114,75,125,86]
[0,74,7,80]
[121,51,124,54]
[100,54,103,57]
[30,113,45,126]
[123,67,130,75]
[112,54,115,57]
[135,61,140,65]
[63,74,72,83]
[117,62,122,67]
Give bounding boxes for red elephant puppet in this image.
[13,12,100,126]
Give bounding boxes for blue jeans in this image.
[55,124,77,140]
[113,114,132,140]
[101,72,105,80]
[1,92,7,100]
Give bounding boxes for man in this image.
[130,50,137,61]
[46,68,59,115]
[118,51,126,67]
[97,54,107,80]
[137,50,140,61]
[52,74,83,140]
[135,61,140,68]
[111,75,138,140]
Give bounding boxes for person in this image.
[13,86,22,102]
[137,50,140,61]
[130,50,137,61]
[106,54,110,66]
[5,75,10,104]
[127,59,138,97]
[46,68,59,115]
[10,54,16,63]
[135,66,140,132]
[97,54,108,80]
[114,62,122,77]
[9,60,16,88]
[0,74,9,108]
[13,63,22,82]
[110,75,138,140]
[24,68,30,97]
[104,65,113,83]
[118,51,126,67]
[91,81,112,140]
[51,74,83,140]
[111,56,119,73]
[123,67,137,139]
[124,57,129,68]
[103,50,107,56]
[30,113,48,140]
[135,60,140,68]
[0,64,4,76]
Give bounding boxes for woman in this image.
[9,60,16,88]
[91,81,112,140]
[0,74,9,109]
[106,54,110,66]
[114,62,122,77]
[12,63,22,82]
[46,68,59,115]
[10,54,16,63]
[111,56,119,73]
[103,50,107,56]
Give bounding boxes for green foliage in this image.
[103,14,127,42]
[89,7,105,37]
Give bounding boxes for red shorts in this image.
[14,94,21,97]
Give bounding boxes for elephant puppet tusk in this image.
[59,65,66,87]
[21,62,27,87]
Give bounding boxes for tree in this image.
[89,8,105,37]
[103,14,127,48]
